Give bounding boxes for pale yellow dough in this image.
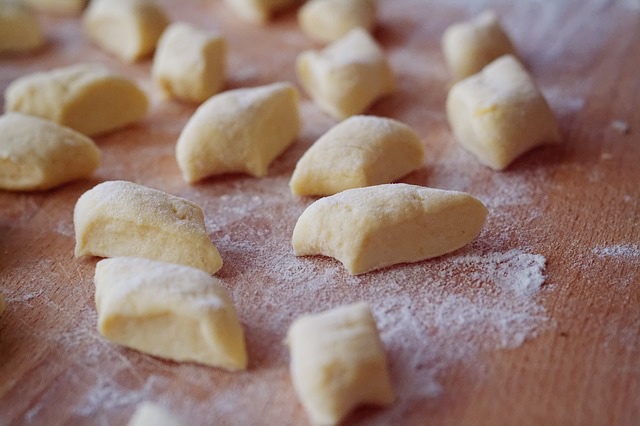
[292,183,488,275]
[296,28,394,120]
[95,257,247,370]
[0,0,45,53]
[176,82,300,182]
[442,10,517,81]
[128,402,184,426]
[74,180,223,275]
[298,0,377,43]
[446,55,561,170]
[24,0,87,15]
[290,115,424,196]
[223,0,297,23]
[4,63,148,136]
[287,302,394,425]
[83,0,169,62]
[152,22,226,104]
[0,113,100,191]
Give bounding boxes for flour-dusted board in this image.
[1,1,639,425]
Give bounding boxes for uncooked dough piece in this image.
[223,0,297,23]
[152,22,226,104]
[442,11,517,81]
[128,402,184,426]
[24,0,87,15]
[4,63,148,136]
[287,302,394,425]
[176,82,300,182]
[292,183,488,275]
[290,115,424,196]
[296,28,394,120]
[0,0,45,53]
[74,180,223,275]
[0,113,100,191]
[446,55,561,170]
[83,0,169,62]
[298,0,377,44]
[95,257,247,370]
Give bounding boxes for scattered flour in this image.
[592,244,640,259]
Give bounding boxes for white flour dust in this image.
[592,244,640,259]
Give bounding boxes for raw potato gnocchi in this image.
[176,82,300,182]
[442,10,517,81]
[292,183,488,275]
[24,0,87,15]
[4,63,148,136]
[83,0,169,62]
[74,180,223,275]
[296,28,394,120]
[290,115,424,196]
[95,257,247,370]
[0,113,100,191]
[287,302,394,425]
[128,402,184,426]
[0,0,45,53]
[152,22,226,103]
[298,0,377,44]
[223,0,297,23]
[446,55,561,170]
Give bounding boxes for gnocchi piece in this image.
[74,180,223,275]
[24,0,87,15]
[446,55,561,170]
[296,28,394,120]
[176,82,300,182]
[83,0,169,62]
[152,22,226,104]
[0,113,100,191]
[290,115,424,196]
[298,0,376,44]
[128,402,184,426]
[4,63,148,136]
[292,183,488,275]
[223,0,297,23]
[95,257,247,370]
[442,11,517,81]
[0,0,45,53]
[287,302,394,425]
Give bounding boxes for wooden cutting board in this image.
[1,1,639,425]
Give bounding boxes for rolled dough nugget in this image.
[223,0,297,23]
[4,63,148,136]
[176,82,300,182]
[0,0,45,53]
[292,183,488,275]
[0,113,100,191]
[128,402,184,426]
[446,55,561,170]
[95,257,247,370]
[83,0,169,62]
[152,22,226,104]
[74,180,223,275]
[442,11,517,81]
[24,0,87,15]
[287,302,394,425]
[296,28,394,120]
[290,115,424,196]
[298,0,377,44]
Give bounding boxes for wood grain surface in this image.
[1,1,639,425]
